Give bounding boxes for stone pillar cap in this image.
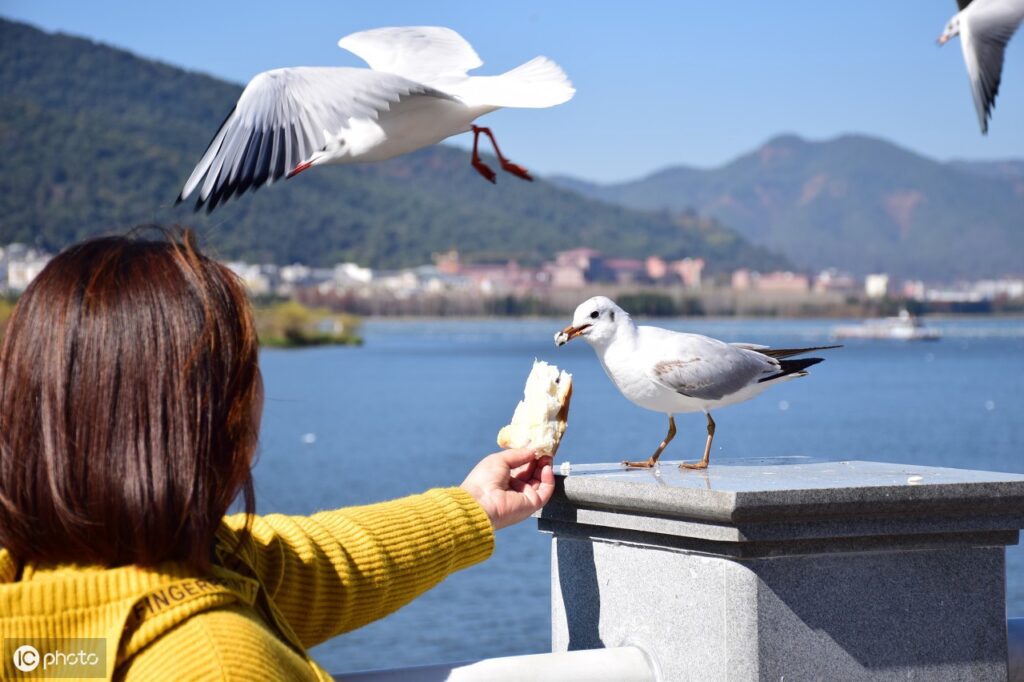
[544,457,1024,525]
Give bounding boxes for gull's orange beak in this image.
[287,160,313,179]
[554,323,591,347]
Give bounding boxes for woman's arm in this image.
[219,449,553,649]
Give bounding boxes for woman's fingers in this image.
[536,460,555,503]
[513,460,536,482]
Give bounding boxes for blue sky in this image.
[5,1,1023,182]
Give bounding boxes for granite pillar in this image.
[538,458,1024,681]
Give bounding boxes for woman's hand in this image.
[460,449,556,531]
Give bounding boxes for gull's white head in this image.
[555,296,629,347]
[938,15,961,45]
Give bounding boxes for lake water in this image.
[253,317,1024,675]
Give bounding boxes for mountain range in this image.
[0,18,786,272]
[552,135,1024,279]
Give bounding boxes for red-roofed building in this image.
[604,258,646,284]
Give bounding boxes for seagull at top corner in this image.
[555,297,839,470]
[937,0,1024,134]
[176,26,575,212]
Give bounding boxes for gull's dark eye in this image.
[590,310,599,319]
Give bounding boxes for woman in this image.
[0,231,554,680]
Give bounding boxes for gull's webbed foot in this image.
[501,160,533,181]
[622,458,658,469]
[472,159,496,184]
[679,460,709,470]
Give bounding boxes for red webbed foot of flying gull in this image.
[471,158,497,183]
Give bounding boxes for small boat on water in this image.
[833,309,941,341]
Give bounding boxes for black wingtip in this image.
[759,357,825,383]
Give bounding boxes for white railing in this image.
[334,645,658,682]
[335,619,1024,682]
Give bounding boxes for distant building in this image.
[6,258,50,292]
[646,256,668,280]
[604,258,646,285]
[433,249,461,275]
[280,263,313,284]
[550,248,603,288]
[546,262,586,289]
[555,248,602,271]
[226,262,276,296]
[644,256,704,289]
[334,262,373,285]
[814,268,858,294]
[460,261,529,294]
[972,278,1024,300]
[376,270,420,296]
[756,271,810,293]
[1,244,52,292]
[924,287,984,304]
[670,258,704,289]
[865,273,890,299]
[731,269,809,293]
[902,280,926,300]
[731,269,754,291]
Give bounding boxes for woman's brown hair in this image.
[0,229,259,571]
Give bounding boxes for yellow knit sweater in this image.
[0,487,495,680]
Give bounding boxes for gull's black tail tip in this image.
[759,357,825,383]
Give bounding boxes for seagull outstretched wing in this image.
[178,67,452,211]
[338,26,483,86]
[960,0,1024,133]
[340,26,573,108]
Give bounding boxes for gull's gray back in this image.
[638,326,776,402]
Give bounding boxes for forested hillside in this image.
[0,19,787,271]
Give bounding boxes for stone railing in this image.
[335,457,1024,681]
[538,457,1024,681]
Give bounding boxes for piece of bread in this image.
[497,360,573,457]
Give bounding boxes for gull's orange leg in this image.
[680,413,715,470]
[470,125,496,183]
[472,125,533,181]
[623,415,676,468]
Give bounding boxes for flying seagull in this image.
[177,26,575,211]
[555,297,838,470]
[938,0,1024,134]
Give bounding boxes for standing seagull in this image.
[938,0,1024,134]
[177,26,574,211]
[555,297,838,470]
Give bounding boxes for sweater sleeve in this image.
[218,487,495,649]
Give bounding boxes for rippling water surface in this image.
[252,317,1024,674]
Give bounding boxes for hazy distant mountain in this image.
[552,134,1024,279]
[949,159,1024,187]
[0,18,788,272]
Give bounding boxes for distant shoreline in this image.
[259,334,363,349]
